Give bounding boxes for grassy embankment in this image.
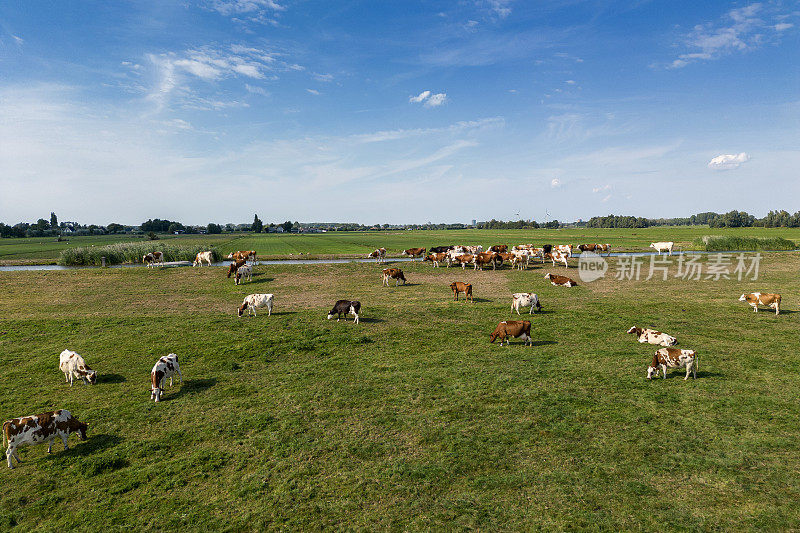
[1,252,799,529]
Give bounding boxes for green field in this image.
[1,251,799,529]
[2,226,800,265]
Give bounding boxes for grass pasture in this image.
[3,226,800,265]
[1,253,800,529]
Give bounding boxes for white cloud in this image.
[409,90,431,103]
[207,0,285,15]
[11,34,23,45]
[565,80,576,85]
[313,73,334,82]
[424,93,448,107]
[550,178,561,188]
[306,88,320,95]
[592,184,611,193]
[478,0,512,19]
[668,4,796,68]
[707,152,750,170]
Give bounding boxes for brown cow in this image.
[402,248,426,261]
[227,259,247,278]
[381,268,407,286]
[451,254,474,270]
[423,252,448,267]
[473,252,498,271]
[489,320,532,346]
[544,273,576,287]
[450,282,473,302]
[490,245,508,253]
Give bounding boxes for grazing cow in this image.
[490,245,508,253]
[626,327,677,347]
[649,241,674,256]
[58,349,97,386]
[451,254,474,270]
[577,243,598,252]
[227,259,247,278]
[327,300,360,323]
[596,243,611,255]
[226,250,255,263]
[235,264,253,285]
[544,273,576,287]
[739,292,781,315]
[402,248,426,261]
[647,348,698,380]
[3,410,88,469]
[193,251,214,267]
[368,248,387,264]
[544,250,569,268]
[150,353,182,403]
[464,245,483,255]
[382,268,407,286]
[450,282,473,302]
[143,253,155,267]
[424,252,448,267]
[512,293,542,315]
[489,320,533,346]
[473,252,498,271]
[238,293,274,317]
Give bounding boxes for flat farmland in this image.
[3,226,800,265]
[1,252,799,530]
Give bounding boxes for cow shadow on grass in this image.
[97,373,126,384]
[61,434,122,457]
[357,317,383,324]
[171,378,217,400]
[244,277,274,285]
[532,340,556,347]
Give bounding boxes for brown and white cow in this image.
[544,273,576,287]
[238,293,274,317]
[150,353,182,403]
[596,243,611,255]
[235,264,253,285]
[402,248,426,261]
[382,268,407,286]
[489,320,532,346]
[227,259,247,278]
[193,251,214,266]
[512,293,541,315]
[450,282,473,302]
[555,244,573,257]
[423,252,448,267]
[59,349,97,386]
[226,250,256,263]
[143,252,163,267]
[739,292,781,315]
[544,250,569,268]
[647,348,698,380]
[626,327,677,347]
[3,409,88,469]
[577,243,598,252]
[490,245,508,253]
[451,254,474,270]
[473,252,498,271]
[368,248,387,264]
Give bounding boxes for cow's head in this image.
[626,327,640,336]
[738,294,747,302]
[87,370,97,385]
[544,273,552,280]
[646,365,660,379]
[649,243,656,249]
[238,302,249,317]
[77,422,88,440]
[489,331,498,343]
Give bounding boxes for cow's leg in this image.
[7,447,15,469]
[252,307,257,317]
[661,364,667,379]
[62,434,70,450]
[177,368,183,383]
[753,305,758,313]
[775,304,780,315]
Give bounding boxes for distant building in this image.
[471,219,477,226]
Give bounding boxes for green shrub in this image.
[58,242,220,266]
[694,235,797,251]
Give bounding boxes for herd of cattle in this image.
[2,240,785,469]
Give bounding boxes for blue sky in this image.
[1,1,798,225]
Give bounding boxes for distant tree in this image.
[106,223,124,234]
[281,220,293,232]
[147,232,159,240]
[207,223,222,234]
[167,223,181,234]
[50,212,58,229]
[252,214,263,233]
[34,218,49,231]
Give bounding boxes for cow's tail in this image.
[694,352,699,373]
[2,421,9,449]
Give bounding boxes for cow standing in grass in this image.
[327,300,360,323]
[489,321,533,346]
[150,354,182,403]
[58,349,97,386]
[3,410,88,469]
[381,268,407,286]
[739,292,781,315]
[647,348,698,380]
[450,282,473,302]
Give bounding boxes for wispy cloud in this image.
[550,178,561,188]
[205,0,285,25]
[409,90,430,103]
[409,90,448,107]
[306,88,320,95]
[708,152,749,170]
[668,4,796,68]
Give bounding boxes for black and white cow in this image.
[327,300,360,324]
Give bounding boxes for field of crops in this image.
[1,251,799,529]
[2,226,800,265]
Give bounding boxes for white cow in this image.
[3,410,88,469]
[150,354,182,403]
[649,241,674,256]
[58,349,97,386]
[238,293,274,317]
[193,251,214,266]
[511,293,542,315]
[235,264,253,285]
[626,327,677,347]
